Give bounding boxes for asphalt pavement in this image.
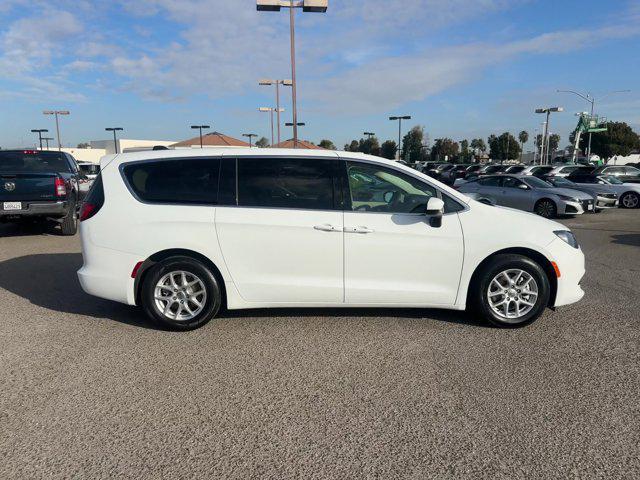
[0,210,638,479]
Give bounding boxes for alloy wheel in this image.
[487,269,539,322]
[154,270,207,322]
[622,193,639,208]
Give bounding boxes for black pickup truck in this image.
[0,149,86,235]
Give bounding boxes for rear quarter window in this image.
[122,158,220,204]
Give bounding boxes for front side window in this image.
[237,157,337,210]
[346,162,436,214]
[523,176,553,188]
[478,176,502,187]
[503,177,526,189]
[122,158,220,204]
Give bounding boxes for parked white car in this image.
[78,149,585,330]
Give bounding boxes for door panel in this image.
[216,207,343,303]
[344,212,463,304]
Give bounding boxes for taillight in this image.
[23,150,37,155]
[54,177,66,197]
[79,202,98,221]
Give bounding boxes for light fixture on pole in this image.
[42,137,54,150]
[105,127,124,154]
[257,1,328,149]
[557,89,630,159]
[243,133,258,148]
[535,107,563,165]
[191,125,211,148]
[389,116,411,160]
[259,107,284,147]
[43,110,70,151]
[364,131,375,140]
[30,129,48,150]
[259,79,292,145]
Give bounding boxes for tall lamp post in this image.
[43,137,54,150]
[389,115,411,160]
[259,79,292,145]
[243,133,258,148]
[557,89,630,159]
[30,129,48,150]
[105,127,124,154]
[259,107,284,147]
[257,1,328,149]
[191,125,210,148]
[43,110,70,151]
[535,107,563,164]
[364,131,375,140]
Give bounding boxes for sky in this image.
[1,0,639,151]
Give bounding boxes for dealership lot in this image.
[1,211,638,478]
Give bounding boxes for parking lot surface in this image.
[1,210,639,479]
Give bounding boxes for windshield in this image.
[0,151,70,174]
[524,176,553,188]
[601,175,623,185]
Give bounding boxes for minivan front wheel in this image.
[142,256,222,330]
[471,254,550,328]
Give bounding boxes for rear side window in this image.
[237,158,337,210]
[478,176,501,187]
[0,151,71,174]
[122,158,220,204]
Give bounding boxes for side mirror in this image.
[426,197,445,228]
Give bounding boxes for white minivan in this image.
[78,149,585,330]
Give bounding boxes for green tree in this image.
[488,132,521,162]
[380,140,397,160]
[470,138,486,161]
[518,130,529,161]
[579,121,640,159]
[459,139,471,162]
[358,136,381,156]
[77,142,90,149]
[318,139,336,150]
[430,138,459,162]
[401,125,426,163]
[344,140,360,152]
[548,134,561,156]
[255,137,270,148]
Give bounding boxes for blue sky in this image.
[1,0,639,150]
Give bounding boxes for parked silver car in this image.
[568,173,640,209]
[458,174,595,218]
[543,176,618,210]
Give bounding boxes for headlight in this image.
[557,194,580,203]
[554,230,579,249]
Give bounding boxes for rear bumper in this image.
[0,200,68,217]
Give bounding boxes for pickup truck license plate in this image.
[3,202,22,211]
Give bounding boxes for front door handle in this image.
[314,224,341,232]
[345,226,374,234]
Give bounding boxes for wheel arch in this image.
[134,248,227,308]
[466,247,558,308]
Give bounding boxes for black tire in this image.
[59,196,78,236]
[141,256,222,331]
[534,199,557,218]
[469,254,551,328]
[620,191,640,209]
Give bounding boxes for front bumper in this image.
[596,196,618,209]
[0,200,68,217]
[547,237,585,308]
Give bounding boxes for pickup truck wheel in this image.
[471,254,551,328]
[141,256,222,331]
[60,196,78,236]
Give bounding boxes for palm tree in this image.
[518,130,529,162]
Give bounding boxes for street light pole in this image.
[243,133,258,148]
[364,132,375,140]
[535,107,563,165]
[257,1,328,149]
[43,110,70,151]
[191,125,211,148]
[389,116,411,160]
[557,89,630,160]
[105,127,124,154]
[30,129,48,150]
[43,137,54,150]
[259,79,292,146]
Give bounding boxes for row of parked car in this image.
[415,161,640,218]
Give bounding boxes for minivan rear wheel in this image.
[141,256,222,330]
[471,254,550,328]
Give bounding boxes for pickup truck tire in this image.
[60,195,78,236]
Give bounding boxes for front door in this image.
[216,157,344,304]
[342,161,464,305]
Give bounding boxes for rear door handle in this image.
[314,224,341,232]
[345,226,374,234]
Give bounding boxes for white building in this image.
[90,138,177,156]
